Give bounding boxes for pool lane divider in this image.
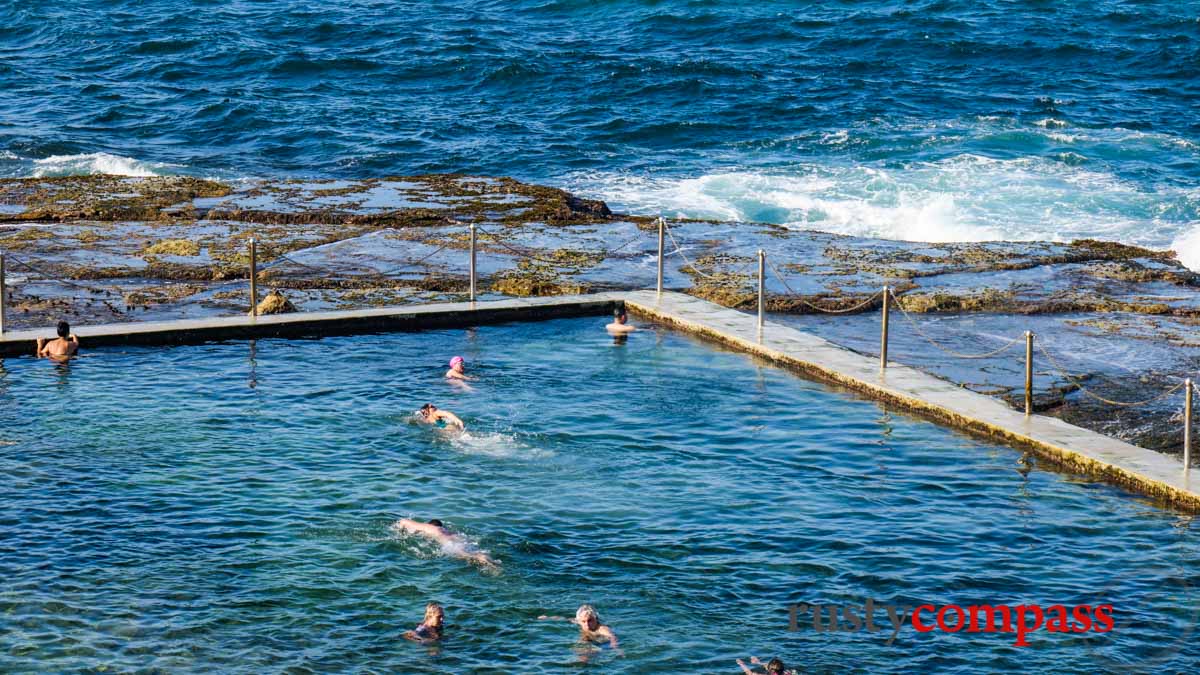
[0,293,625,356]
[623,290,1200,513]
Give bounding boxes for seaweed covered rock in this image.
[251,289,297,315]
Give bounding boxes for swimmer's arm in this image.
[438,411,464,428]
[393,518,428,536]
[598,626,619,650]
[403,629,434,643]
[35,337,46,357]
[67,334,79,355]
[537,614,569,621]
[736,659,756,675]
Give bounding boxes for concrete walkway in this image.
[624,290,1200,512]
[0,293,625,357]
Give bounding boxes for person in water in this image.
[737,656,792,675]
[392,517,499,570]
[539,604,619,650]
[445,355,475,381]
[605,309,636,334]
[418,403,464,430]
[35,320,79,360]
[403,602,445,643]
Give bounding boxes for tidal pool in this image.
[1,317,1197,672]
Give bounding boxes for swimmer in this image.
[392,517,499,570]
[539,604,619,650]
[418,403,465,430]
[445,355,476,381]
[737,656,793,675]
[35,320,79,361]
[605,309,636,335]
[403,602,445,643]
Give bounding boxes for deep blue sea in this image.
[2,1,1199,258]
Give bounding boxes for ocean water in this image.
[1,1,1199,258]
[1,317,1199,672]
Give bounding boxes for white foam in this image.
[29,152,181,178]
[1171,225,1200,273]
[568,153,1200,259]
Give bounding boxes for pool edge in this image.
[0,293,626,355]
[626,290,1200,514]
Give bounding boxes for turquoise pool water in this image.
[1,317,1198,673]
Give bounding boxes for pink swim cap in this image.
[449,356,464,367]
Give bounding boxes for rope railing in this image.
[765,257,883,314]
[5,252,126,298]
[887,287,1024,360]
[1034,334,1190,408]
[268,239,456,278]
[475,224,645,267]
[717,243,1199,461]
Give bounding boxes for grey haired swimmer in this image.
[539,604,619,650]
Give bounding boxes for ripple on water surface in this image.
[1,318,1198,672]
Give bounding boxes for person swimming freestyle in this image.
[392,518,499,570]
[418,403,465,430]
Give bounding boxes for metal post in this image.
[249,238,258,317]
[1185,378,1193,470]
[656,217,665,297]
[880,285,890,371]
[757,249,765,329]
[469,223,477,302]
[1024,331,1034,415]
[0,250,6,334]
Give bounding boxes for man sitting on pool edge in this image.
[36,320,79,361]
[606,309,636,334]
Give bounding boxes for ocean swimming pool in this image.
[1,317,1198,672]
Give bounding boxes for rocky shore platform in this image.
[3,173,1198,459]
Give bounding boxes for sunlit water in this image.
[1,318,1199,672]
[2,2,1199,261]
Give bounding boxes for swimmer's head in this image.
[427,518,444,528]
[574,604,601,630]
[57,320,70,338]
[449,356,464,370]
[424,602,444,627]
[613,309,627,324]
[419,403,436,418]
[766,658,786,674]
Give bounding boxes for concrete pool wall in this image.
[3,290,1198,512]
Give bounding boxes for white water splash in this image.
[450,430,554,460]
[28,152,182,177]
